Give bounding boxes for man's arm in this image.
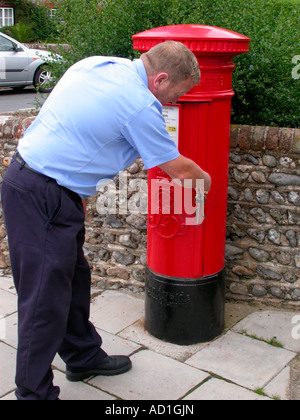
[159,155,211,192]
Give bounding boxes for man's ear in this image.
[153,72,169,89]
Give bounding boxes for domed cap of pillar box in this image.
[132,25,250,56]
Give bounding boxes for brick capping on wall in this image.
[0,115,299,307]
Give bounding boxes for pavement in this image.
[0,274,299,401]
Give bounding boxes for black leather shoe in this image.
[66,355,132,382]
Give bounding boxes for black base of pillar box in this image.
[145,267,225,345]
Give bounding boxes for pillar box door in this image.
[133,25,250,344]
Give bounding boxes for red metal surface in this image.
[133,25,250,279]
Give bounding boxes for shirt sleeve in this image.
[121,100,180,169]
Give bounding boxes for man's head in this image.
[141,41,200,105]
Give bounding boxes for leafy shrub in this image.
[1,21,34,43]
[53,0,299,127]
[7,0,58,42]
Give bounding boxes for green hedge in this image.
[53,0,299,128]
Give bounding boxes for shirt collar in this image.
[132,59,148,88]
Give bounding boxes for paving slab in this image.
[0,342,16,398]
[232,310,300,353]
[0,391,16,400]
[0,276,16,295]
[290,354,300,400]
[120,319,206,362]
[264,366,290,400]
[52,328,141,373]
[88,349,209,400]
[1,312,18,349]
[183,377,270,400]
[90,290,144,334]
[98,328,142,356]
[185,331,296,391]
[53,370,116,401]
[1,275,299,401]
[0,289,17,318]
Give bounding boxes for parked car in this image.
[0,32,57,93]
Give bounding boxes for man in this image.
[1,41,211,400]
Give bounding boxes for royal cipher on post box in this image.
[132,25,250,345]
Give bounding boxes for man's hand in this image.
[159,155,211,192]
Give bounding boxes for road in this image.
[0,87,49,113]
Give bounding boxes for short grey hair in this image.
[142,41,200,85]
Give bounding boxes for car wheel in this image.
[34,65,54,93]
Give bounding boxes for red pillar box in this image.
[133,25,250,344]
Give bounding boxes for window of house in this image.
[49,8,56,19]
[0,8,14,28]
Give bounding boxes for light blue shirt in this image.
[18,56,179,198]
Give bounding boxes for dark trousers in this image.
[1,158,106,400]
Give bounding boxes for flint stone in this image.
[244,189,254,201]
[232,265,255,278]
[250,208,267,223]
[229,282,248,295]
[256,189,270,204]
[257,266,281,281]
[228,186,240,201]
[99,248,111,262]
[284,271,297,283]
[270,287,285,299]
[271,191,285,205]
[233,168,249,183]
[249,248,269,262]
[252,171,266,183]
[112,251,135,266]
[107,267,130,280]
[119,234,138,249]
[230,153,242,163]
[127,162,140,174]
[126,214,147,230]
[252,284,267,297]
[291,289,300,301]
[276,251,291,265]
[247,229,265,244]
[285,230,297,248]
[288,191,300,206]
[295,254,300,268]
[234,205,248,222]
[270,209,286,225]
[132,268,146,282]
[279,157,294,168]
[263,155,277,168]
[106,215,123,228]
[244,154,259,165]
[267,229,281,245]
[225,245,244,260]
[268,174,300,186]
[288,211,300,226]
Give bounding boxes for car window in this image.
[0,35,15,52]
